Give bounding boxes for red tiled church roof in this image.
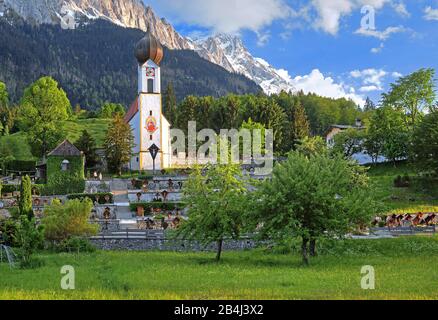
[124,97,138,123]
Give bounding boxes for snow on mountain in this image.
[1,0,293,94]
[195,34,294,94]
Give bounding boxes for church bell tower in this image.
[125,31,172,172]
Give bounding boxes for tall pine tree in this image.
[103,114,135,175]
[19,175,33,219]
[75,130,99,169]
[291,102,310,149]
[164,82,177,125]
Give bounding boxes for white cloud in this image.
[146,0,292,34]
[355,25,406,40]
[392,71,403,78]
[290,69,365,106]
[371,43,384,53]
[424,6,438,21]
[360,85,380,92]
[392,2,410,18]
[350,68,387,90]
[311,0,389,35]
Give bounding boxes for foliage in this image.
[19,176,33,219]
[296,136,328,157]
[0,218,19,247]
[19,76,71,157]
[363,97,376,112]
[366,106,409,164]
[5,160,36,172]
[250,151,379,265]
[411,111,438,175]
[75,130,100,169]
[52,237,96,253]
[0,139,15,175]
[99,102,125,119]
[0,19,260,110]
[67,193,113,204]
[44,155,85,195]
[177,164,248,261]
[289,102,310,149]
[14,215,45,268]
[382,68,436,127]
[163,82,177,125]
[332,128,365,158]
[0,81,15,135]
[240,118,266,156]
[42,199,98,242]
[103,114,135,175]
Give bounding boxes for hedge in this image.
[129,202,184,212]
[67,193,114,204]
[6,160,36,172]
[1,184,44,195]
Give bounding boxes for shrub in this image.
[6,160,36,172]
[0,218,19,247]
[55,237,96,253]
[42,199,98,242]
[19,175,33,219]
[67,193,113,204]
[14,215,45,269]
[394,175,410,188]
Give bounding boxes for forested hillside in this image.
[0,17,261,110]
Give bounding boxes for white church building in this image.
[125,31,172,171]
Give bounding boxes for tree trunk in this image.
[301,237,309,265]
[216,239,223,262]
[310,239,317,257]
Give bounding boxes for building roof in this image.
[48,140,82,157]
[135,31,164,66]
[124,97,139,123]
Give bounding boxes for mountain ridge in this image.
[0,0,294,94]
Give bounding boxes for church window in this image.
[150,111,153,116]
[147,79,154,93]
[150,135,153,141]
[61,159,70,171]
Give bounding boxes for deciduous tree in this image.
[177,164,248,262]
[250,152,378,265]
[19,77,71,157]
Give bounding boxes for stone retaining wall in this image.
[91,238,258,252]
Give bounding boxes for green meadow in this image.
[1,237,438,300]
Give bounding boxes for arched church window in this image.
[147,79,154,93]
[61,160,70,171]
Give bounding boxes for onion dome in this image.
[135,31,164,65]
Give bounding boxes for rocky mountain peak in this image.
[1,0,293,94]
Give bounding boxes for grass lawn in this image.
[1,237,438,300]
[0,119,111,161]
[368,162,438,214]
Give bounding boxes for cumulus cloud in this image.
[289,69,365,106]
[392,2,410,18]
[424,6,438,21]
[350,68,387,89]
[355,25,406,40]
[311,0,389,35]
[146,0,293,34]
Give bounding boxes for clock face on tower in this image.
[146,67,155,78]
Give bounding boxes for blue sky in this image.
[145,0,438,105]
